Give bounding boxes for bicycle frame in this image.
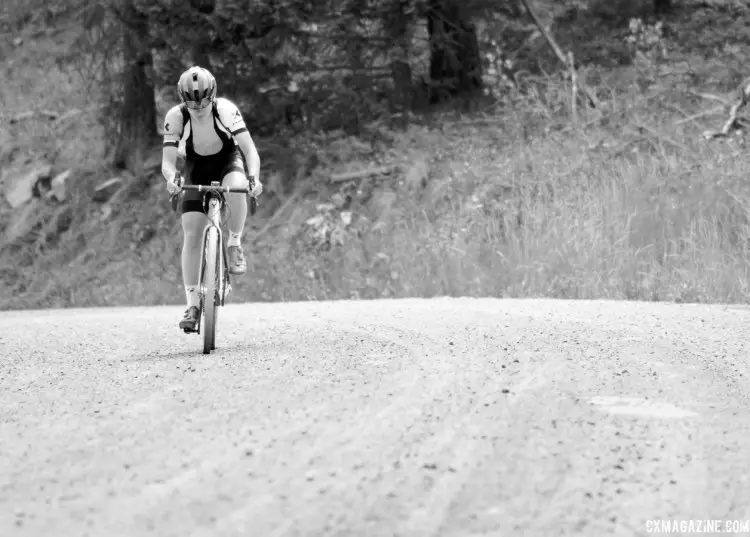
[186,183,251,304]
[171,178,255,350]
[194,188,229,311]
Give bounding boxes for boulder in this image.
[48,170,71,203]
[34,169,71,203]
[4,164,53,208]
[3,198,44,243]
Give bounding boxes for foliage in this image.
[35,0,699,145]
[9,84,750,307]
[9,0,750,309]
[53,0,508,139]
[625,18,667,62]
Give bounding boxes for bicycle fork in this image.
[196,200,232,310]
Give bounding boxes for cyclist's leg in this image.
[223,170,248,242]
[221,150,248,243]
[221,150,249,275]
[178,158,210,330]
[181,210,207,295]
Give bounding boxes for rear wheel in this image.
[202,227,220,354]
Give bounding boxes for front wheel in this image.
[202,227,220,354]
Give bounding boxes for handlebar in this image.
[169,173,257,215]
[180,185,251,194]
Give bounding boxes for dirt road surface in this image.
[3,298,750,536]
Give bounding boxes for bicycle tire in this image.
[213,237,226,349]
[203,226,220,354]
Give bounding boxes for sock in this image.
[227,231,242,247]
[185,285,200,308]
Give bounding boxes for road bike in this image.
[170,174,257,354]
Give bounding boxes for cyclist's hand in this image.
[166,174,182,195]
[249,177,263,198]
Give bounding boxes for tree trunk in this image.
[426,0,482,104]
[341,0,368,135]
[189,0,215,68]
[387,0,413,127]
[654,0,671,15]
[114,0,158,171]
[191,39,212,70]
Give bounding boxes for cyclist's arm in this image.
[161,146,179,182]
[161,106,184,182]
[219,98,260,180]
[234,131,260,180]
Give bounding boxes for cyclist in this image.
[161,65,263,332]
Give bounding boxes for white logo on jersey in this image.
[232,109,243,127]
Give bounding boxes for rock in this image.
[34,169,71,203]
[93,177,123,202]
[3,198,44,243]
[47,170,71,203]
[4,164,53,208]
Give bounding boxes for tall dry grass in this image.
[369,133,750,304]
[264,80,750,305]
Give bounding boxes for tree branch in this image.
[330,165,397,183]
[9,110,64,124]
[519,0,598,108]
[702,81,750,139]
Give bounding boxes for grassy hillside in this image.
[3,1,750,310]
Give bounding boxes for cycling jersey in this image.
[162,97,249,156]
[162,97,249,214]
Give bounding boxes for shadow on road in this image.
[121,324,417,365]
[122,338,326,363]
[125,348,224,362]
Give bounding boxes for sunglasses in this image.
[184,97,212,110]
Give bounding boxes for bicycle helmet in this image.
[177,66,217,110]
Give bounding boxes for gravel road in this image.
[3,298,750,536]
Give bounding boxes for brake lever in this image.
[170,192,180,212]
[169,173,184,212]
[248,175,258,216]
